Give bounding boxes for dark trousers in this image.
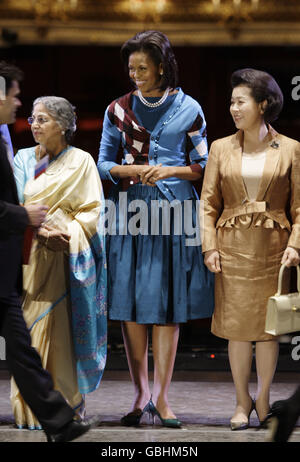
[0,290,75,433]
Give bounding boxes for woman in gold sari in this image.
[11,96,107,430]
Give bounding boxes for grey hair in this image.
[33,96,77,143]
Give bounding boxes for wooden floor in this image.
[0,370,299,444]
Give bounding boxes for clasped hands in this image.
[204,246,300,273]
[132,164,173,186]
[37,223,70,252]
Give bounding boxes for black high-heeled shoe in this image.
[121,408,144,426]
[230,399,255,431]
[121,400,150,426]
[143,397,182,428]
[254,401,270,429]
[259,400,299,442]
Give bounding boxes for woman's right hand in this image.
[128,165,158,186]
[204,249,221,273]
[37,225,70,252]
[110,164,156,186]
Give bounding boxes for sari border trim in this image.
[28,291,68,332]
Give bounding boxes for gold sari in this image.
[11,146,107,429]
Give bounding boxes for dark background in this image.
[2,44,300,156]
[1,43,300,368]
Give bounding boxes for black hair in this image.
[120,30,178,91]
[0,61,23,94]
[231,68,283,123]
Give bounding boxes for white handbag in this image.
[265,264,300,336]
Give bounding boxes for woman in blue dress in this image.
[98,30,214,427]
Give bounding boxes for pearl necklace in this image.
[137,87,170,108]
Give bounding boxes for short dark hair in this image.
[231,68,283,123]
[0,61,23,94]
[120,30,178,91]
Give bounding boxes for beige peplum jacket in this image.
[201,126,300,341]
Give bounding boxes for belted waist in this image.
[215,201,291,230]
[221,201,267,220]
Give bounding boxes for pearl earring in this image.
[62,130,65,135]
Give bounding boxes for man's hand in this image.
[25,204,49,228]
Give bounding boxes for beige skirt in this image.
[211,220,290,341]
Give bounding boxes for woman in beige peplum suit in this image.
[201,68,300,430]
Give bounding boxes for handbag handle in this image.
[276,264,300,296]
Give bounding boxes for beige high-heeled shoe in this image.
[230,399,255,431]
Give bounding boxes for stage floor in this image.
[0,370,299,443]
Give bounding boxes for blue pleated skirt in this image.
[105,183,214,324]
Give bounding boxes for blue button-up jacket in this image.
[97,88,208,202]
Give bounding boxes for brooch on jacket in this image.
[270,141,279,149]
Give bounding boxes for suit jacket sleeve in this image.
[287,142,300,249]
[200,140,223,252]
[0,200,29,233]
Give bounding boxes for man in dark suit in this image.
[0,61,98,442]
[0,124,14,162]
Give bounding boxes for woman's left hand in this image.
[139,164,174,185]
[281,246,300,267]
